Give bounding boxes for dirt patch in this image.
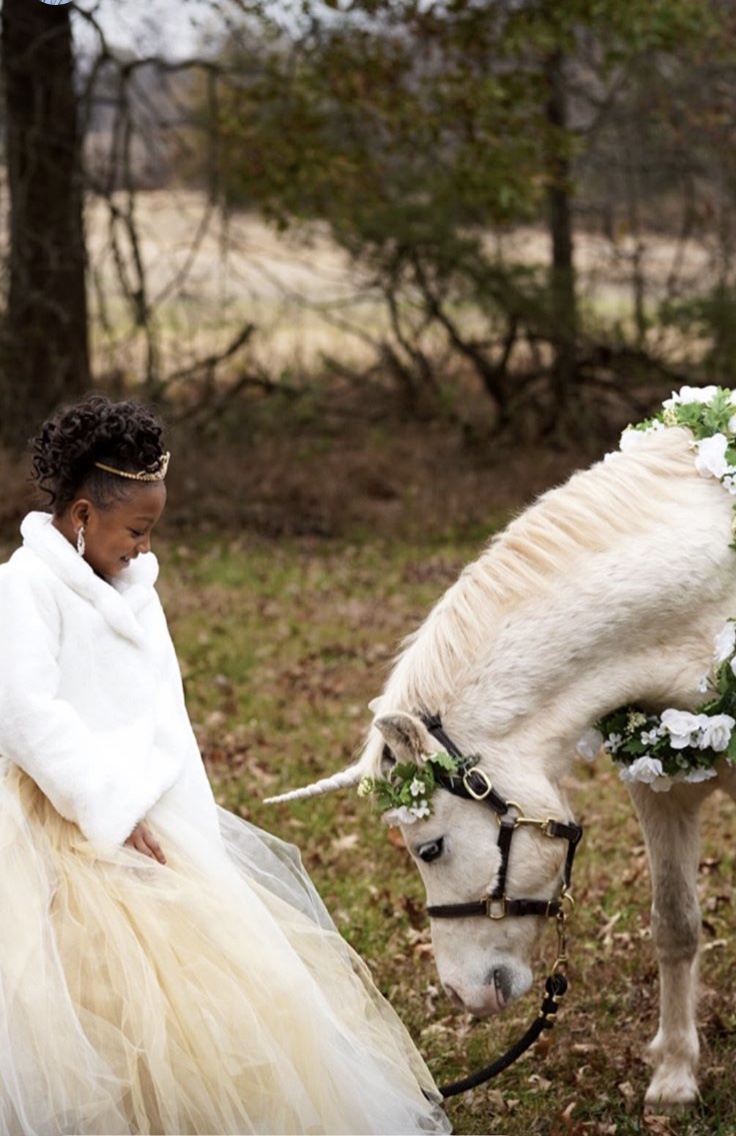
[152,410,597,541]
[0,400,613,544]
[0,379,625,544]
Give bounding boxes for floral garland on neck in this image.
[590,617,736,791]
[619,384,736,545]
[583,385,736,791]
[358,750,461,825]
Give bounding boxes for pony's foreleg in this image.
[626,782,704,1108]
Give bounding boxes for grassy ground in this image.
[154,529,736,1136]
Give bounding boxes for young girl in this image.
[0,394,450,1136]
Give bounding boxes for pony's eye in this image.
[380,744,396,775]
[416,837,445,863]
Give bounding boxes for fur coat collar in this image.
[20,511,159,647]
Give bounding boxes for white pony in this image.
[268,390,736,1108]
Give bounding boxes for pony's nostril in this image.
[490,967,510,1006]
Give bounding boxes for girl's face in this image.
[76,482,167,579]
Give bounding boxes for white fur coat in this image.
[0,511,219,846]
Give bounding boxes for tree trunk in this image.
[1,0,89,448]
[544,49,578,434]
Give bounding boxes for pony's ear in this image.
[374,712,433,763]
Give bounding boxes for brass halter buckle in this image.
[463,768,493,800]
[485,896,508,920]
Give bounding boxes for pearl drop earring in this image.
[76,526,86,556]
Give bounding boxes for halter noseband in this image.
[419,714,583,925]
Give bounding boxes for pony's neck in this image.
[379,434,736,788]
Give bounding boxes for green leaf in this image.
[428,750,459,772]
[726,731,736,761]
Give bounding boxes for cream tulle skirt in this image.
[0,764,450,1135]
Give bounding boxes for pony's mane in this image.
[368,427,699,752]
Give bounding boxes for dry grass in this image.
[86,191,386,379]
[85,189,720,387]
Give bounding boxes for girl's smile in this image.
[55,482,167,580]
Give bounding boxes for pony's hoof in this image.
[644,1070,699,1112]
[644,1099,695,1117]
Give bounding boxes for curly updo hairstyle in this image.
[31,394,167,514]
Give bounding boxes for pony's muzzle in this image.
[442,963,532,1017]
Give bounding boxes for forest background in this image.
[2,2,736,1134]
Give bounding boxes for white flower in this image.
[576,727,604,761]
[696,712,735,752]
[619,423,663,452]
[382,806,419,827]
[663,385,719,408]
[682,766,719,784]
[660,708,703,749]
[619,428,642,453]
[729,413,736,435]
[357,778,372,798]
[618,755,665,785]
[603,733,623,754]
[722,474,736,495]
[383,798,432,825]
[409,778,426,797]
[694,433,730,480]
[640,726,664,746]
[713,621,736,664]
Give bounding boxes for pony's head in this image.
[267,700,581,1017]
[364,708,579,1016]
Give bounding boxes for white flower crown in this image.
[358,750,463,825]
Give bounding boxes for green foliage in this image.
[660,288,736,379]
[177,0,736,434]
[633,384,736,439]
[359,749,462,820]
[211,0,715,233]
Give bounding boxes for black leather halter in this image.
[419,714,583,926]
[411,714,584,1098]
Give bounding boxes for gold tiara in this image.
[93,451,170,482]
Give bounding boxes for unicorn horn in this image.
[263,765,363,804]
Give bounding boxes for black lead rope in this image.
[439,972,568,1098]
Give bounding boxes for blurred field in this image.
[85,189,716,384]
[86,190,386,380]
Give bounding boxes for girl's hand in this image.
[124,821,166,864]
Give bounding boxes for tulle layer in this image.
[0,764,449,1135]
